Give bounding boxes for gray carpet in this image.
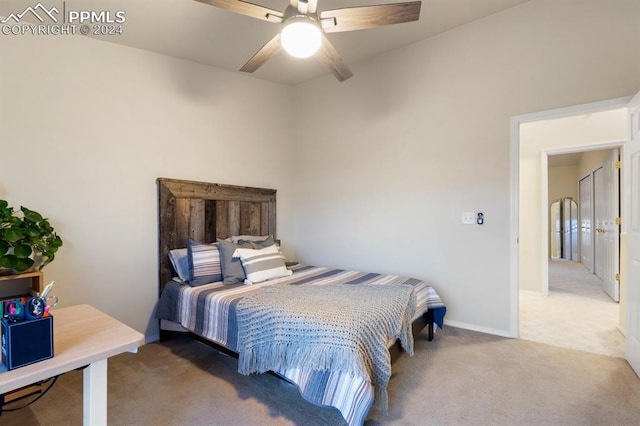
[2,327,640,425]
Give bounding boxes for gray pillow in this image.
[187,240,222,286]
[241,235,275,248]
[217,236,275,285]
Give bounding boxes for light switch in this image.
[462,212,475,224]
[477,212,484,225]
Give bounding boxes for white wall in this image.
[291,0,640,334]
[548,165,579,204]
[0,33,294,340]
[579,149,611,179]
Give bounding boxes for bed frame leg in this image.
[159,329,171,342]
[427,310,434,342]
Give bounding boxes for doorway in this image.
[509,96,630,343]
[519,147,624,356]
[547,148,621,301]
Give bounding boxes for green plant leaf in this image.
[40,221,53,233]
[15,257,34,272]
[13,244,32,258]
[0,254,18,268]
[0,200,7,209]
[3,227,23,243]
[21,207,43,223]
[26,225,42,237]
[0,240,8,255]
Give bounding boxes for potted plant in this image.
[0,199,63,274]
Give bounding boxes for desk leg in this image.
[83,359,107,426]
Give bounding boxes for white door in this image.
[625,90,640,376]
[601,149,621,302]
[580,175,593,272]
[594,167,606,279]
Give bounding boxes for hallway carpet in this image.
[520,259,624,357]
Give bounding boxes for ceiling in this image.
[1,0,531,85]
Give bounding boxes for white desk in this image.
[0,304,145,425]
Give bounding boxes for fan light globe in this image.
[281,19,322,58]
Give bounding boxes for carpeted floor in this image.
[520,259,624,357]
[2,326,640,425]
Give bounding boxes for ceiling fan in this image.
[195,0,422,82]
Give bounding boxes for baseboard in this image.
[444,320,514,338]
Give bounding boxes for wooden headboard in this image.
[157,178,277,293]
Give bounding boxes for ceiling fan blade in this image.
[239,33,282,73]
[320,1,421,33]
[195,0,283,23]
[315,34,353,82]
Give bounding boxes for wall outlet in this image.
[462,212,475,224]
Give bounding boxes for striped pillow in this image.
[168,248,190,282]
[187,240,223,286]
[233,244,292,284]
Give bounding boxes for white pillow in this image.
[233,244,292,284]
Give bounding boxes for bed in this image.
[155,178,446,425]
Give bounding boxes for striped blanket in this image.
[157,264,446,425]
[237,284,416,411]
